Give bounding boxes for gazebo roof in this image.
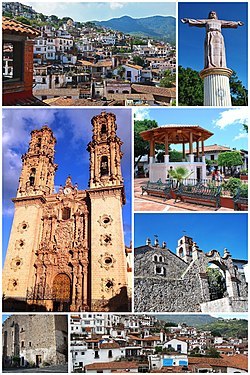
[140,124,213,144]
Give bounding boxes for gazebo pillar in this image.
[196,141,199,160]
[164,134,169,163]
[189,132,194,162]
[182,142,185,161]
[149,138,155,164]
[202,140,205,163]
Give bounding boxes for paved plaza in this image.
[134,178,233,212]
[3,364,68,373]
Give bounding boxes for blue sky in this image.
[134,213,248,260]
[134,107,248,151]
[178,2,248,88]
[22,2,176,20]
[2,108,132,265]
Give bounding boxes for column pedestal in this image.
[200,67,233,106]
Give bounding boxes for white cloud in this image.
[134,108,151,121]
[233,132,248,141]
[213,108,248,129]
[109,2,124,10]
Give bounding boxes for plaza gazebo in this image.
[140,124,213,181]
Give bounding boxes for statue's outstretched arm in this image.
[181,18,206,27]
[221,20,244,28]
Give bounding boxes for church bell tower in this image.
[87,112,128,311]
[17,125,57,197]
[2,125,57,305]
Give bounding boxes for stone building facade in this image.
[2,315,68,368]
[3,111,130,312]
[134,236,248,312]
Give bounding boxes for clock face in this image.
[64,187,71,195]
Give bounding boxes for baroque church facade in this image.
[3,111,130,312]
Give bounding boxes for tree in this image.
[159,71,176,88]
[230,71,248,106]
[117,66,125,80]
[134,119,158,168]
[154,346,163,354]
[178,66,203,106]
[169,149,183,162]
[206,347,221,358]
[15,16,31,26]
[207,267,226,300]
[243,123,248,133]
[178,66,248,106]
[218,151,243,175]
[168,166,193,185]
[132,56,145,67]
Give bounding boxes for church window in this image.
[29,168,36,186]
[62,207,71,220]
[104,257,112,265]
[21,341,24,348]
[153,255,158,262]
[156,266,162,274]
[103,216,110,225]
[29,342,32,347]
[19,240,24,248]
[100,156,109,176]
[103,235,111,245]
[106,280,114,289]
[22,223,27,230]
[101,124,107,134]
[159,256,163,262]
[16,261,21,267]
[37,138,42,148]
[179,247,184,257]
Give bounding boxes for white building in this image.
[123,64,142,83]
[163,338,188,354]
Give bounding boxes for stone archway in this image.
[52,273,71,312]
[206,262,227,301]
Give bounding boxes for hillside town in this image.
[70,314,248,373]
[3,2,176,106]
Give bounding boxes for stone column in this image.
[200,67,233,106]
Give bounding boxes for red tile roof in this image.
[99,342,120,349]
[2,16,40,37]
[188,355,248,371]
[85,361,144,370]
[131,84,176,98]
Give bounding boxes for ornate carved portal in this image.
[52,273,71,311]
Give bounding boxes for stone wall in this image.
[134,275,203,312]
[2,315,68,368]
[201,297,248,313]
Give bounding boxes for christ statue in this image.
[181,11,244,69]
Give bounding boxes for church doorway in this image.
[52,273,71,311]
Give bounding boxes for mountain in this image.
[95,15,176,44]
[198,319,248,338]
[156,314,218,327]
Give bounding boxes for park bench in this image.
[233,187,248,211]
[141,180,172,201]
[175,183,222,209]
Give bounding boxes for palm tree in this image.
[168,167,193,188]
